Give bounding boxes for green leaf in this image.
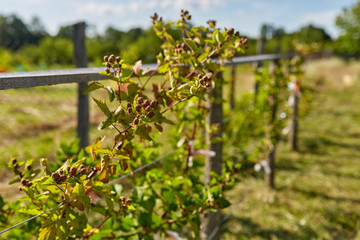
[40,158,52,176]
[195,93,206,101]
[98,117,113,130]
[135,125,153,141]
[120,217,136,232]
[83,82,104,94]
[119,68,133,82]
[142,196,155,213]
[184,38,198,52]
[151,214,162,229]
[106,86,115,102]
[38,226,56,240]
[19,207,44,215]
[161,188,175,204]
[92,97,112,118]
[72,158,86,169]
[209,186,221,199]
[139,212,152,227]
[158,62,170,74]
[72,183,86,198]
[219,197,231,208]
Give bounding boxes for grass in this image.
[222,57,360,239]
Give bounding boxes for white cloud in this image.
[298,9,341,37]
[79,0,225,17]
[299,9,339,26]
[80,2,126,16]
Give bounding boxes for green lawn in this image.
[222,58,360,239]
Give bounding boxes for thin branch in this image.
[161,95,194,114]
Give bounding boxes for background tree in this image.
[0,15,33,50]
[335,1,360,55]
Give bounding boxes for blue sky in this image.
[0,0,357,38]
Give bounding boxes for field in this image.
[223,58,360,239]
[0,57,360,239]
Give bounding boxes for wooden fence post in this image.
[229,65,236,111]
[73,22,89,149]
[265,58,279,189]
[289,88,299,151]
[265,93,278,189]
[201,74,223,240]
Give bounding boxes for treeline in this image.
[0,12,356,71]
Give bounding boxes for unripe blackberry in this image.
[13,163,19,169]
[105,62,111,68]
[69,167,77,177]
[143,99,150,108]
[21,179,28,185]
[150,100,158,108]
[109,54,115,63]
[59,169,64,175]
[137,97,144,104]
[103,55,108,62]
[52,172,61,182]
[126,102,132,109]
[26,165,32,171]
[60,174,67,182]
[147,111,155,119]
[135,104,142,113]
[127,107,132,114]
[27,181,32,187]
[126,198,133,205]
[226,28,234,36]
[134,118,139,125]
[18,186,22,192]
[119,196,126,203]
[12,158,17,164]
[105,68,110,74]
[145,105,151,112]
[79,167,87,175]
[115,56,121,63]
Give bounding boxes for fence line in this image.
[0,204,63,235]
[0,150,177,235]
[0,47,294,239]
[0,55,285,90]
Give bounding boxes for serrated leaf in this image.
[92,97,112,118]
[119,68,133,82]
[38,226,56,240]
[106,86,115,102]
[158,62,169,74]
[98,168,109,183]
[184,38,198,52]
[83,82,104,94]
[72,158,86,169]
[19,207,43,215]
[98,117,113,130]
[135,125,152,141]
